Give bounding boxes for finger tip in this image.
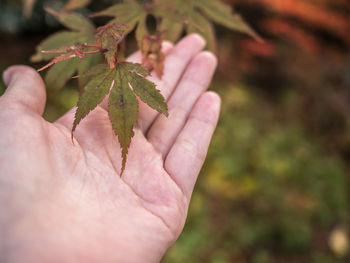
[162,40,174,48]
[3,65,40,85]
[127,52,142,63]
[161,41,174,53]
[3,65,46,105]
[205,91,221,111]
[189,33,206,47]
[2,66,18,86]
[201,51,218,68]
[194,51,218,71]
[178,33,206,51]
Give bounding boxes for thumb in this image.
[2,65,46,115]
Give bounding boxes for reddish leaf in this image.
[73,62,167,174]
[37,44,102,72]
[32,9,97,91]
[140,31,167,78]
[94,23,128,69]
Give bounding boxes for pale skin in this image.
[0,34,221,263]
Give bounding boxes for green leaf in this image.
[91,2,141,18]
[77,53,103,88]
[91,2,146,35]
[31,9,95,61]
[45,57,80,95]
[135,14,148,50]
[194,0,261,41]
[46,8,95,32]
[73,65,115,132]
[94,23,126,68]
[32,9,97,91]
[187,11,216,52]
[152,0,191,23]
[159,18,184,42]
[109,67,139,174]
[31,31,86,62]
[72,62,167,174]
[152,0,261,49]
[123,63,168,116]
[78,62,108,88]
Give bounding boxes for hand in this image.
[0,34,221,263]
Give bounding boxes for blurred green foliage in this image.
[163,82,349,263]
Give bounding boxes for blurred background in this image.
[1,0,350,262]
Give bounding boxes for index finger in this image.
[137,34,206,133]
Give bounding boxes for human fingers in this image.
[53,41,171,130]
[147,51,217,158]
[88,34,205,134]
[164,91,221,200]
[57,34,205,135]
[137,34,206,133]
[1,65,46,115]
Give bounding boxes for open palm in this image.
[0,35,220,263]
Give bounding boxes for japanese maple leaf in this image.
[72,62,168,173]
[91,0,260,60]
[154,0,261,51]
[31,8,100,92]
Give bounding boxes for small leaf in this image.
[194,0,261,41]
[94,23,127,68]
[152,0,262,50]
[159,18,184,42]
[109,67,139,174]
[37,43,101,71]
[135,15,148,51]
[139,31,166,78]
[187,11,216,52]
[73,65,115,132]
[31,9,97,91]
